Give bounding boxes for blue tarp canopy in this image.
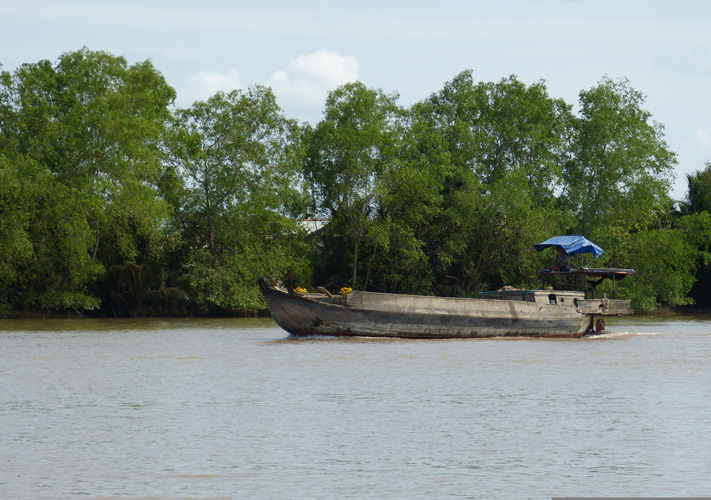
[534,235,604,258]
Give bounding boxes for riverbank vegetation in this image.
[2,49,710,317]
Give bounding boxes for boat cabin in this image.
[534,235,635,300]
[539,268,635,299]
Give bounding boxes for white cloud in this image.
[180,68,242,105]
[174,50,358,117]
[267,49,360,120]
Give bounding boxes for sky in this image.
[2,0,711,200]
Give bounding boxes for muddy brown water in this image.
[1,316,710,499]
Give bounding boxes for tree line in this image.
[1,48,710,317]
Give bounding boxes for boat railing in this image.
[539,268,635,299]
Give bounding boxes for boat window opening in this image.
[548,294,557,305]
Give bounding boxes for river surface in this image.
[1,316,710,500]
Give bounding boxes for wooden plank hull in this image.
[258,278,593,339]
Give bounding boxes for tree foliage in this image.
[167,86,310,313]
[405,73,575,295]
[562,77,676,238]
[1,50,709,316]
[678,163,711,309]
[304,82,403,288]
[681,162,711,215]
[0,48,174,314]
[0,153,103,313]
[319,73,576,296]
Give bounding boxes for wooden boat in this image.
[259,236,634,339]
[257,276,633,339]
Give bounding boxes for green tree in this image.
[394,72,574,295]
[617,229,690,312]
[362,127,448,294]
[559,77,684,309]
[561,77,676,239]
[167,86,309,313]
[679,163,711,308]
[0,153,103,314]
[304,82,403,288]
[0,48,176,314]
[681,162,711,215]
[0,153,40,314]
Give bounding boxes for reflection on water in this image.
[0,316,277,332]
[1,317,710,499]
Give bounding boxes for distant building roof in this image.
[299,219,330,234]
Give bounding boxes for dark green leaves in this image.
[1,49,707,315]
[166,86,310,312]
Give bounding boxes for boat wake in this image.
[584,330,671,339]
[285,334,338,341]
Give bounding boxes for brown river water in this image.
[1,316,710,500]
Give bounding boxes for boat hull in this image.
[258,278,592,339]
